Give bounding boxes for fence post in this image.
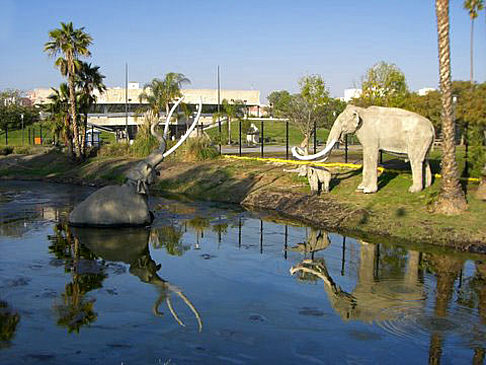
[286,121,289,160]
[218,119,222,155]
[239,120,242,156]
[313,121,317,154]
[28,128,31,145]
[260,120,264,158]
[345,135,348,163]
[32,127,35,145]
[92,125,94,147]
[40,125,43,144]
[5,125,8,145]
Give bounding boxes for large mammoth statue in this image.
[69,97,202,226]
[292,105,435,193]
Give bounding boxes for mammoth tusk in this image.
[162,98,202,158]
[291,139,338,161]
[166,296,186,327]
[163,97,185,139]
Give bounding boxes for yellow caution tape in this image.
[222,155,481,183]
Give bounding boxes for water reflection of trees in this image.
[48,223,106,333]
[0,300,20,348]
[150,224,188,256]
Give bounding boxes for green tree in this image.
[464,0,484,84]
[357,61,409,107]
[434,0,468,214]
[267,90,292,117]
[285,75,330,151]
[76,62,106,155]
[0,90,38,131]
[44,22,93,160]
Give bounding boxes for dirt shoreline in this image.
[1,152,485,254]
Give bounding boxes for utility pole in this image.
[125,62,129,143]
[217,65,221,154]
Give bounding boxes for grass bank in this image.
[1,148,485,253]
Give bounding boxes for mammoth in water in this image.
[69,97,202,226]
[292,105,435,193]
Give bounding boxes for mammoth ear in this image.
[352,111,362,129]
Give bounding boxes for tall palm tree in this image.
[434,0,468,214]
[44,22,93,160]
[139,73,190,120]
[464,0,484,84]
[76,62,106,155]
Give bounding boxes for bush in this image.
[181,137,219,161]
[0,146,14,156]
[468,125,486,178]
[131,134,159,158]
[13,146,34,155]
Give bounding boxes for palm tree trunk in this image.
[80,112,88,155]
[434,0,467,214]
[64,115,74,159]
[68,70,81,159]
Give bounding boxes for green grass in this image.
[0,124,115,147]
[205,120,331,146]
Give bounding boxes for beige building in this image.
[28,84,261,137]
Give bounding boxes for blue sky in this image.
[0,0,485,99]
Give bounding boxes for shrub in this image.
[181,137,219,161]
[0,146,14,156]
[131,134,159,158]
[468,125,486,178]
[13,146,34,155]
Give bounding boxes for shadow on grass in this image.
[329,168,362,191]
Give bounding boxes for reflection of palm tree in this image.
[48,224,106,333]
[150,225,188,256]
[424,254,464,365]
[0,300,20,347]
[188,217,210,249]
[212,221,228,244]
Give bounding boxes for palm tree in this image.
[44,22,93,160]
[212,99,245,144]
[434,0,468,214]
[76,62,106,155]
[139,73,190,120]
[464,0,484,84]
[46,83,74,158]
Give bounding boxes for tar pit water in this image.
[0,180,485,364]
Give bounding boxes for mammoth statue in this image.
[69,97,202,226]
[292,105,435,193]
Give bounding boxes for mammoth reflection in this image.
[72,227,203,332]
[49,224,202,332]
[291,236,424,323]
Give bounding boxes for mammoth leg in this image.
[409,157,425,193]
[308,168,320,195]
[425,160,432,187]
[361,147,379,194]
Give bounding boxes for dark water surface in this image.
[1,180,485,364]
